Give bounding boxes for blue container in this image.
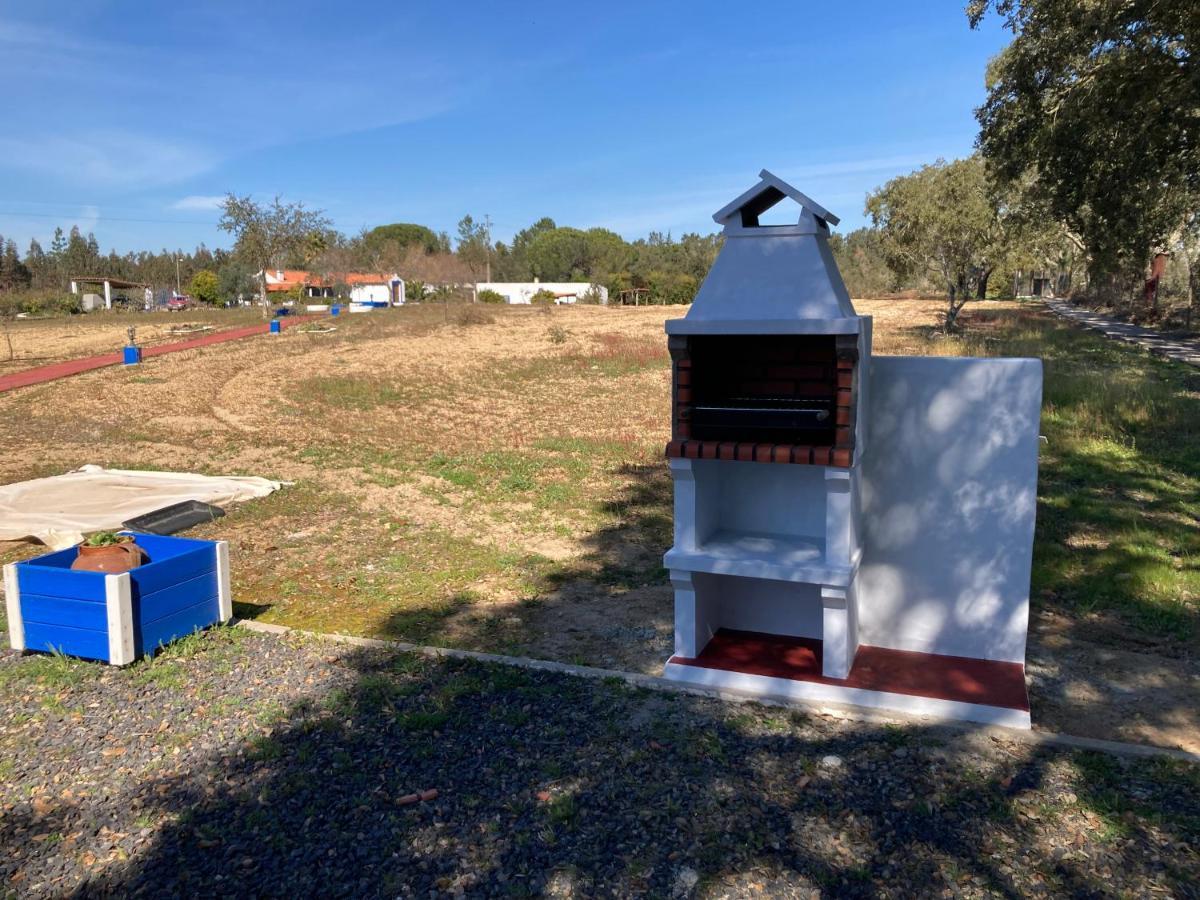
[4,534,231,666]
[269,320,281,334]
[330,305,341,317]
[123,346,142,366]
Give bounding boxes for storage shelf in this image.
[664,528,857,587]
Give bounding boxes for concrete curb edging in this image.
[234,619,1200,764]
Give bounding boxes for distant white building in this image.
[475,281,608,305]
[259,269,405,306]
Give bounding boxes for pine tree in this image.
[49,227,66,258]
[1,240,28,290]
[25,239,47,288]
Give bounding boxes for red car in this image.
[166,296,191,311]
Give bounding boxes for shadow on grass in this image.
[8,641,1186,897]
[360,457,677,671]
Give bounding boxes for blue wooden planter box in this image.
[4,534,231,666]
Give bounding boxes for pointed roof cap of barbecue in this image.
[712,168,840,229]
[666,170,860,335]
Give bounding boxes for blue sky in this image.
[0,1,1010,254]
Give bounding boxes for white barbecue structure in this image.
[660,170,1043,727]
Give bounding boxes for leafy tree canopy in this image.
[970,0,1198,287]
[362,223,447,256]
[188,270,220,304]
[866,155,1011,328]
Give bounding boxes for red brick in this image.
[718,442,736,461]
[832,448,852,467]
[754,445,773,464]
[811,447,831,466]
[684,441,701,460]
[736,444,755,462]
[837,388,853,406]
[675,369,692,386]
[665,440,684,458]
[837,370,854,389]
[794,445,814,464]
[836,357,855,371]
[676,358,692,369]
[700,441,718,460]
[676,388,693,403]
[772,445,792,464]
[836,406,852,426]
[835,426,853,446]
[676,422,691,438]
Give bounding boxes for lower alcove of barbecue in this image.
[663,628,1030,728]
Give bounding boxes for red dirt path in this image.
[0,316,318,394]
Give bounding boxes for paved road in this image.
[1045,299,1200,367]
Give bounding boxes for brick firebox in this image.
[665,332,858,467]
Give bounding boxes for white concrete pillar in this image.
[69,280,78,295]
[672,569,715,658]
[825,468,852,566]
[820,583,858,679]
[104,281,112,310]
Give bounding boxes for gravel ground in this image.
[0,628,1197,898]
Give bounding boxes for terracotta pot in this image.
[71,541,148,574]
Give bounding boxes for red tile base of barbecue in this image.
[669,629,1028,712]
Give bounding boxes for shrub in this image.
[477,289,506,304]
[530,289,557,305]
[405,280,430,303]
[547,324,569,344]
[579,285,605,305]
[1,290,81,316]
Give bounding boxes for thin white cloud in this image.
[170,195,225,212]
[0,133,216,189]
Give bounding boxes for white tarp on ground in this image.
[0,465,283,549]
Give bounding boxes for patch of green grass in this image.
[0,649,96,691]
[545,793,579,826]
[396,708,449,731]
[247,733,284,761]
[296,375,425,411]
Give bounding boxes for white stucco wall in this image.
[475,282,608,305]
[349,284,391,304]
[857,356,1043,663]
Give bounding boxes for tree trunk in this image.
[976,267,992,300]
[1187,257,1198,332]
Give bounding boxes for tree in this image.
[526,227,590,281]
[218,195,332,310]
[969,0,1199,304]
[188,270,220,305]
[216,261,256,306]
[0,239,30,292]
[24,239,48,289]
[828,228,904,298]
[456,214,492,283]
[362,223,443,257]
[866,156,1008,329]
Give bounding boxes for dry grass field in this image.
[0,307,269,371]
[1,299,1196,751]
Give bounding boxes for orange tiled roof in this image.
[265,270,394,291]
